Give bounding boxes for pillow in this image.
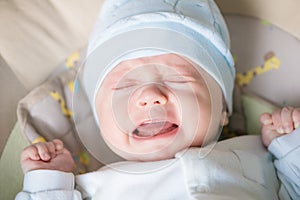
[242,92,279,135]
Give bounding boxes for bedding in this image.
[0,124,29,200]
[227,15,300,108]
[0,0,104,155]
[0,0,103,90]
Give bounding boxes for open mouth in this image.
[132,121,179,139]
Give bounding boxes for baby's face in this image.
[95,54,227,161]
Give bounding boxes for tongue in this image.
[134,121,177,137]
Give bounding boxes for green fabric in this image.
[0,123,29,200]
[242,93,279,135]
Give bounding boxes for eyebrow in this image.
[168,64,197,74]
[108,64,132,78]
[109,60,198,78]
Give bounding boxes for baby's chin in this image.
[114,144,188,162]
[123,151,176,162]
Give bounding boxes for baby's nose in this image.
[136,84,168,107]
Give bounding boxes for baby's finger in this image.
[46,141,57,159]
[35,142,52,161]
[52,139,64,152]
[292,108,300,129]
[21,145,40,161]
[281,106,294,133]
[261,124,281,147]
[260,113,273,125]
[271,109,284,134]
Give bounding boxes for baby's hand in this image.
[21,139,75,174]
[260,106,300,147]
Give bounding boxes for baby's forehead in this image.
[110,53,200,75]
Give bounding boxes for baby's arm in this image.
[260,107,300,199]
[16,140,82,200]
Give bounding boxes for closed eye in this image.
[112,80,139,90]
[164,75,196,83]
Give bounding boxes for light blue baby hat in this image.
[83,0,235,115]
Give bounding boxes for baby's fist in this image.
[260,106,300,147]
[21,139,75,174]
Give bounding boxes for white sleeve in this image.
[268,127,300,200]
[15,170,82,200]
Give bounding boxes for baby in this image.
[16,0,300,199]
